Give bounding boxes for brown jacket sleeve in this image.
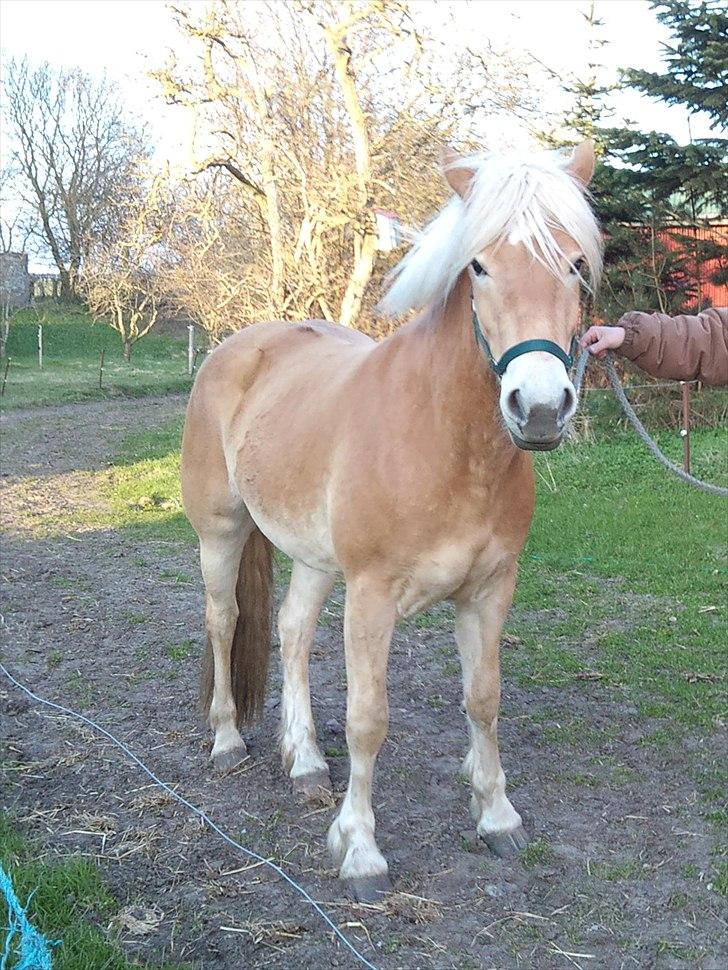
[617,308,728,385]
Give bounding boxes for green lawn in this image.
[0,305,195,409]
[0,814,187,970]
[516,427,727,735]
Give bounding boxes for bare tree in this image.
[153,0,534,332]
[164,175,268,345]
[0,166,33,254]
[2,59,148,299]
[80,177,173,361]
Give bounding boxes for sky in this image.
[1,0,718,157]
[0,0,719,269]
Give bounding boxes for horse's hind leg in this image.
[200,516,253,772]
[279,561,335,801]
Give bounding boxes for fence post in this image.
[187,324,195,376]
[38,325,43,371]
[0,302,9,358]
[1,357,10,397]
[680,381,691,474]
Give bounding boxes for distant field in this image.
[2,302,726,429]
[0,304,195,409]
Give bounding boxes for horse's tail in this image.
[200,527,275,727]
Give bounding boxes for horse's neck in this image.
[403,274,504,448]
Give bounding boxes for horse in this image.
[181,140,602,901]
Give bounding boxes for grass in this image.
[3,375,726,963]
[7,391,726,847]
[63,414,724,836]
[520,838,552,869]
[510,427,727,737]
[0,304,194,409]
[165,639,195,662]
[0,813,185,969]
[590,858,642,881]
[714,861,728,897]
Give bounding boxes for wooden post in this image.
[99,348,105,390]
[0,301,9,358]
[1,357,10,397]
[680,381,691,474]
[38,324,43,370]
[187,324,195,376]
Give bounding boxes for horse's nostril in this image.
[558,386,576,424]
[507,389,526,425]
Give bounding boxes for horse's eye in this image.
[471,259,487,276]
[571,257,585,275]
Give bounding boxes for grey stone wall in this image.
[0,252,31,308]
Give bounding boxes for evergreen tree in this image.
[556,1,728,319]
[625,0,728,128]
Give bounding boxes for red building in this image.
[658,223,728,308]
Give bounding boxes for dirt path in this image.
[1,398,726,970]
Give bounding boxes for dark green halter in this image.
[471,300,578,379]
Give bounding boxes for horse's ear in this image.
[441,147,475,198]
[566,139,595,187]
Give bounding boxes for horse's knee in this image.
[346,708,388,755]
[464,685,500,730]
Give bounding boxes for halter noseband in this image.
[471,299,577,379]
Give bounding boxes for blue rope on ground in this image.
[0,865,58,970]
[0,664,379,970]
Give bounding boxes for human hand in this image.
[580,325,625,359]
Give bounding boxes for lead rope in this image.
[0,663,379,970]
[572,350,728,498]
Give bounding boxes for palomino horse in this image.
[181,141,602,901]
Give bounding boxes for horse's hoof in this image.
[212,745,247,774]
[344,873,392,904]
[292,769,333,804]
[480,825,529,858]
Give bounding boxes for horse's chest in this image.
[395,539,497,618]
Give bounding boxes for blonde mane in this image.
[379,148,603,317]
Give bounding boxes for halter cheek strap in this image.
[471,301,577,379]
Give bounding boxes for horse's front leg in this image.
[328,576,395,902]
[455,562,528,857]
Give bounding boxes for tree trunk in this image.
[325,13,378,328]
[339,229,377,329]
[123,339,132,362]
[59,268,73,302]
